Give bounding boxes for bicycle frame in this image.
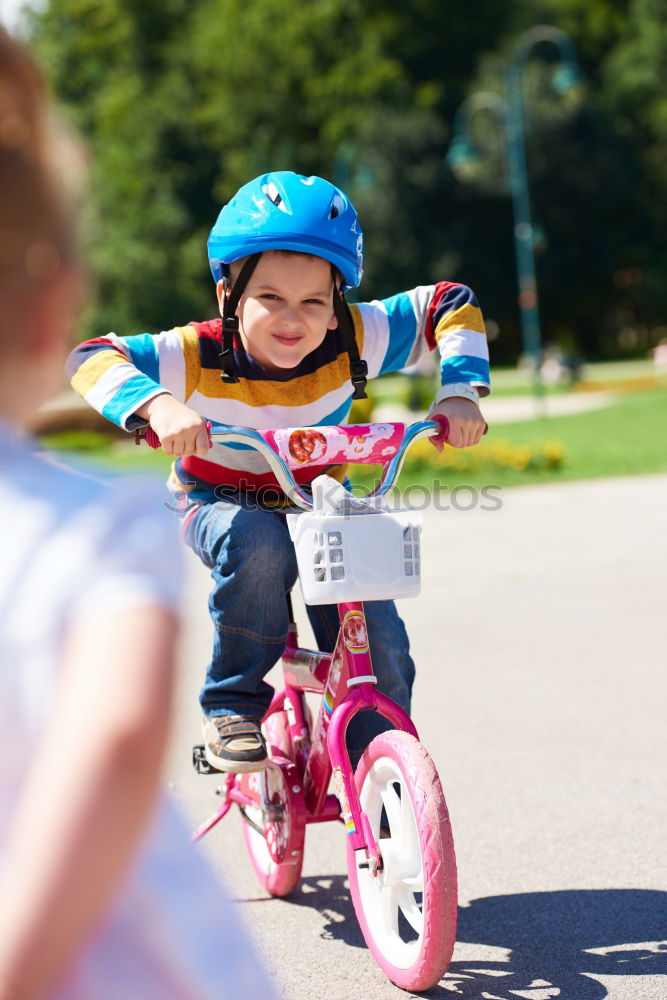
[193,600,417,861]
[180,419,446,858]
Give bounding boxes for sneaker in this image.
[202,715,269,773]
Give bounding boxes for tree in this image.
[442,0,667,359]
[29,0,517,338]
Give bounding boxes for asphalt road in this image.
[165,474,667,1000]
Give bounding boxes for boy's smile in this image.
[217,251,338,373]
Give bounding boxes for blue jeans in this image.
[183,498,416,763]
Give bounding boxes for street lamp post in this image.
[507,26,583,399]
[506,54,541,395]
[448,25,583,406]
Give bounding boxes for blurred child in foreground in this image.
[0,29,276,1000]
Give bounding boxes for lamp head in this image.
[446,135,485,182]
[552,62,585,97]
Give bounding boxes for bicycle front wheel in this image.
[346,730,457,992]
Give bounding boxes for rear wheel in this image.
[346,731,457,991]
[239,710,305,897]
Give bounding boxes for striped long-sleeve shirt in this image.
[67,281,490,500]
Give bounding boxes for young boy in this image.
[68,170,489,774]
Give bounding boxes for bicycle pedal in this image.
[192,743,215,775]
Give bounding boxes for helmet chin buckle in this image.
[220,315,241,384]
[219,353,240,384]
[350,359,368,400]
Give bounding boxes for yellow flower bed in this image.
[404,437,566,474]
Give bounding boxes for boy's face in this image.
[217,250,338,373]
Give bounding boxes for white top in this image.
[0,422,276,1000]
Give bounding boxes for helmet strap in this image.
[219,252,261,383]
[333,286,368,400]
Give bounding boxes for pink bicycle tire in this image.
[240,710,305,897]
[346,731,457,991]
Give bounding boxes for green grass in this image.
[486,387,667,482]
[483,358,661,397]
[39,432,173,476]
[347,386,667,493]
[365,358,662,403]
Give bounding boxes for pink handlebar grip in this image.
[141,426,162,449]
[430,414,450,444]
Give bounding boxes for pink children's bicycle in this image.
[146,419,458,992]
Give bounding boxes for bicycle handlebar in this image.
[137,418,448,511]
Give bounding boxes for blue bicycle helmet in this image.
[207,171,364,291]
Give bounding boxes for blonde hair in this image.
[0,28,75,333]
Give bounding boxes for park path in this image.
[373,389,616,426]
[165,473,667,1000]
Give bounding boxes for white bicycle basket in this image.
[286,476,422,605]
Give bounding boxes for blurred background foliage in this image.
[26,0,667,364]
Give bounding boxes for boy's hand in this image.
[136,394,210,458]
[429,396,487,451]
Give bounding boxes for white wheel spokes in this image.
[357,757,426,968]
[398,788,418,862]
[381,884,398,935]
[378,834,423,887]
[395,886,424,935]
[380,782,402,831]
